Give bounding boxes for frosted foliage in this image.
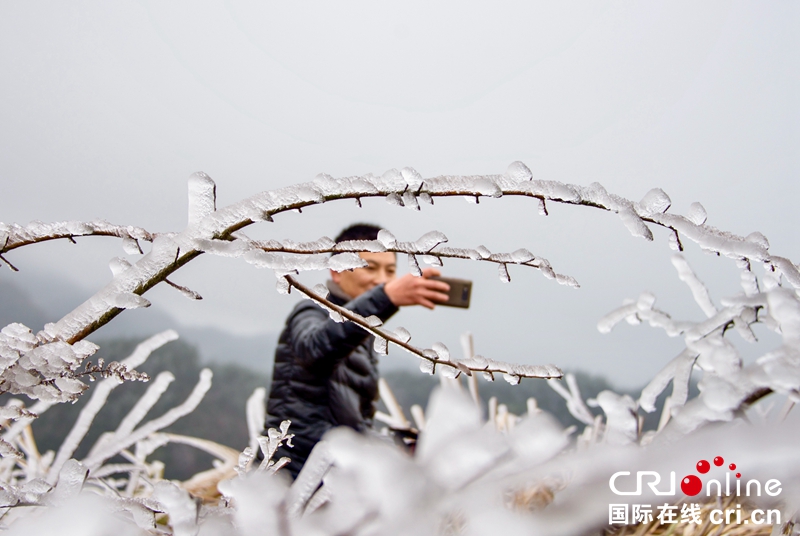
[5,167,800,534]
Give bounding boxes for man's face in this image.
[331,252,397,298]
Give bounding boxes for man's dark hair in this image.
[334,223,382,244]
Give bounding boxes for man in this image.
[264,223,450,478]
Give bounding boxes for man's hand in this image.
[384,268,451,309]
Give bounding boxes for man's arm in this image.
[289,284,399,368]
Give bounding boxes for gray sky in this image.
[1,1,798,387]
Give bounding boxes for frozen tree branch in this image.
[0,220,154,262]
[285,275,563,381]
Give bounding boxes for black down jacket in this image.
[264,281,398,478]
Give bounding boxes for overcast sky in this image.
[1,1,798,387]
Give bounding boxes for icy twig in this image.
[284,275,563,381]
[0,220,154,257]
[82,369,212,472]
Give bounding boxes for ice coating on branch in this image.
[547,374,595,425]
[672,254,716,317]
[590,391,638,445]
[414,231,448,251]
[187,172,216,227]
[152,481,198,536]
[504,161,532,181]
[108,257,132,277]
[335,239,386,253]
[687,202,707,225]
[108,292,151,309]
[746,231,769,250]
[51,459,88,502]
[476,245,491,259]
[635,188,671,217]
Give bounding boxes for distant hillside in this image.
[0,274,278,374]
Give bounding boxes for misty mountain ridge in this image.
[0,274,278,374]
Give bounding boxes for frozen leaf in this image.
[498,263,511,283]
[505,161,532,181]
[377,229,397,248]
[746,231,769,250]
[386,193,404,207]
[276,276,290,294]
[440,365,458,379]
[431,342,450,361]
[537,198,548,216]
[503,373,521,385]
[402,191,420,210]
[510,248,535,263]
[476,245,491,259]
[328,252,367,272]
[636,188,671,216]
[414,231,448,251]
[474,177,502,197]
[122,236,142,254]
[365,315,383,327]
[408,254,421,276]
[400,167,424,189]
[419,360,434,375]
[687,202,707,225]
[482,371,495,382]
[418,192,433,205]
[373,337,388,355]
[394,326,411,343]
[420,255,443,266]
[311,284,329,299]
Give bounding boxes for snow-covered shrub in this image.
[1,163,799,534]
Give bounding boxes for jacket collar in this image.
[325,280,352,305]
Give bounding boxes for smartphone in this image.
[430,276,472,308]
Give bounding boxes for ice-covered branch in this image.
[11,163,784,355]
[0,220,154,269]
[285,275,563,381]
[199,229,579,287]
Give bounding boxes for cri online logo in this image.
[610,455,782,498]
[682,456,737,496]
